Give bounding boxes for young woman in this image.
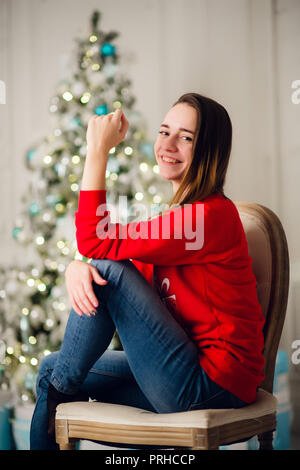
[30,93,265,450]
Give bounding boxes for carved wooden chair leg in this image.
[59,441,77,450]
[55,418,77,450]
[258,430,274,450]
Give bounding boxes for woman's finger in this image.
[119,111,129,137]
[69,292,84,316]
[82,282,99,310]
[73,301,84,317]
[88,114,99,125]
[77,285,98,315]
[91,267,108,288]
[73,290,87,314]
[73,290,95,316]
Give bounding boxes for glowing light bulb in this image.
[42,212,51,222]
[55,203,65,213]
[37,283,46,292]
[36,236,45,245]
[62,91,73,102]
[139,162,148,172]
[80,92,91,104]
[135,192,144,201]
[72,155,80,164]
[57,263,65,272]
[46,319,54,329]
[43,155,52,165]
[124,146,133,156]
[71,183,79,192]
[113,101,122,109]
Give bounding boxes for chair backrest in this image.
[234,202,290,394]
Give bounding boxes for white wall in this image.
[0,0,300,424]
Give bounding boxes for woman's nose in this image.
[164,135,178,151]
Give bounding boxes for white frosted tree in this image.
[0,10,170,403]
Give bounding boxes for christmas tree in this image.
[0,11,170,403]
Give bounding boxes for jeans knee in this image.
[36,352,58,388]
[90,258,128,284]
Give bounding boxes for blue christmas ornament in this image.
[101,43,116,57]
[26,150,36,161]
[95,104,108,115]
[29,202,40,216]
[46,195,59,207]
[12,227,22,239]
[54,163,66,178]
[70,116,81,128]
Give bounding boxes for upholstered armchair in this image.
[55,202,289,450]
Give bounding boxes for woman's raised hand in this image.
[86,108,129,156]
[65,260,108,316]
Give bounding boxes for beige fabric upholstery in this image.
[239,212,272,317]
[56,388,277,429]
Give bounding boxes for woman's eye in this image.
[158,131,192,142]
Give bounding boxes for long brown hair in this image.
[167,93,232,207]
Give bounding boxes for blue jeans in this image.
[30,259,246,450]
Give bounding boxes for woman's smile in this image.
[160,155,182,164]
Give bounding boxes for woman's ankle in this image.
[46,382,89,439]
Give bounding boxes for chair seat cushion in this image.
[56,388,277,429]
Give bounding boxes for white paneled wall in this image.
[0,0,300,426]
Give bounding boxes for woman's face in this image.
[154,103,197,193]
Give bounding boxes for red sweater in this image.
[75,190,265,403]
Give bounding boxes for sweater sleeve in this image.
[74,190,239,266]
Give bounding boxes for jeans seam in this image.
[89,369,131,379]
[50,314,94,394]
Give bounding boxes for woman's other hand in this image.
[65,260,108,316]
